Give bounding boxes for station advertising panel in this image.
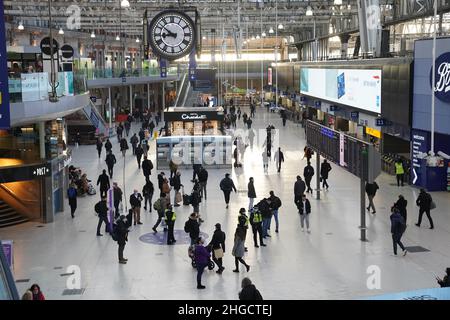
[0,1,10,129]
[300,67,381,114]
[306,120,381,181]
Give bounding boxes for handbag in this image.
[430,201,436,210]
[213,248,224,259]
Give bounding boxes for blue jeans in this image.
[262,218,271,237]
[272,209,279,231]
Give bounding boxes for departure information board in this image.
[306,120,380,181]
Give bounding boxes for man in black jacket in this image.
[105,151,117,179]
[365,181,379,214]
[185,213,200,245]
[96,138,103,159]
[113,182,123,218]
[198,167,208,200]
[97,169,110,199]
[120,138,129,157]
[208,223,226,274]
[268,191,282,233]
[95,197,110,236]
[142,156,153,181]
[219,173,237,209]
[116,215,129,264]
[130,189,144,225]
[320,159,332,190]
[247,177,256,211]
[294,175,306,204]
[192,163,202,182]
[142,180,154,211]
[297,194,311,232]
[249,207,265,248]
[303,161,314,194]
[274,147,284,173]
[135,144,144,169]
[130,133,139,155]
[415,188,434,229]
[257,198,272,239]
[171,171,182,207]
[104,138,112,154]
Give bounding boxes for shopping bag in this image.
[213,248,224,259]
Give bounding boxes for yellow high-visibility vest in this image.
[164,209,176,221]
[395,162,404,175]
[252,212,263,224]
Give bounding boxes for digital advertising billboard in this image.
[300,68,382,113]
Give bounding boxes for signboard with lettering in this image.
[430,52,450,103]
[0,0,10,129]
[160,59,167,78]
[0,162,51,183]
[164,110,224,122]
[411,129,430,186]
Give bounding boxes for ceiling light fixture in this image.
[202,36,206,40]
[120,0,130,8]
[58,27,64,35]
[278,24,284,30]
[334,0,342,5]
[91,31,96,38]
[262,31,267,37]
[256,35,260,39]
[116,35,120,41]
[269,27,274,34]
[18,21,24,30]
[135,37,140,43]
[306,6,314,16]
[251,35,255,40]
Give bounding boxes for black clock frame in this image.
[148,9,197,61]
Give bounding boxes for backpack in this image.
[149,160,154,170]
[184,220,192,233]
[68,188,76,198]
[274,197,282,209]
[153,198,162,212]
[94,202,101,214]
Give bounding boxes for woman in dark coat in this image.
[232,225,250,273]
[29,284,45,300]
[394,195,408,223]
[208,223,226,274]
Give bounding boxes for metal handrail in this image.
[0,240,20,300]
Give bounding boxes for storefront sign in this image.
[32,163,51,177]
[164,110,224,122]
[181,113,207,120]
[1,240,13,268]
[431,52,450,103]
[0,0,10,129]
[366,127,381,139]
[268,67,272,86]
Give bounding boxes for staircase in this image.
[83,100,110,137]
[0,200,29,228]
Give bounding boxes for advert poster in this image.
[0,0,10,129]
[1,240,13,269]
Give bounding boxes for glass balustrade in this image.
[73,66,180,80]
[8,71,88,104]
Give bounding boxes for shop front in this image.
[163,107,225,136]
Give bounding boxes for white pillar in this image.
[108,87,112,136]
[38,122,46,159]
[162,82,166,111]
[147,83,150,110]
[129,85,133,113]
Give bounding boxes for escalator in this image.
[174,72,189,107]
[0,240,19,300]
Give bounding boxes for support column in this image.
[129,85,133,113]
[360,177,367,241]
[147,83,150,110]
[162,82,166,121]
[108,87,112,137]
[316,152,320,200]
[38,121,46,159]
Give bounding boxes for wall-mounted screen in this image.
[300,68,382,113]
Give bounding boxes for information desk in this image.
[156,135,232,169]
[163,107,224,136]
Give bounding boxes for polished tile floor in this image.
[2,107,450,300]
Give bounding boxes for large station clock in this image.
[148,10,196,61]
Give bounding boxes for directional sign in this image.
[31,164,51,177]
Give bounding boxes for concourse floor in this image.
[2,107,450,300]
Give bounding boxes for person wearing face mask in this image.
[130,189,144,225]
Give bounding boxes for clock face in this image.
[149,10,196,60]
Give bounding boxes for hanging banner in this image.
[268,67,273,86]
[189,49,197,81]
[160,59,167,78]
[0,0,11,129]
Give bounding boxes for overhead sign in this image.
[430,52,450,103]
[350,111,359,120]
[40,37,59,56]
[164,110,224,122]
[160,59,167,78]
[0,162,51,183]
[411,129,429,186]
[300,67,382,113]
[306,120,381,181]
[60,44,74,59]
[0,0,10,129]
[366,127,381,138]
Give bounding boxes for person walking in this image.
[184,212,200,245]
[395,159,405,187]
[249,207,265,248]
[135,144,144,169]
[75,131,81,148]
[164,204,176,244]
[96,138,103,159]
[169,160,178,179]
[104,138,112,154]
[124,121,131,137]
[320,159,332,190]
[239,278,263,300]
[268,191,282,233]
[142,156,153,181]
[158,172,166,192]
[248,129,255,149]
[297,194,311,232]
[120,137,129,157]
[130,189,143,225]
[67,183,77,218]
[294,175,306,204]
[142,179,154,212]
[257,198,272,239]
[116,214,129,264]
[246,118,253,129]
[247,177,256,211]
[105,151,117,179]
[243,113,248,125]
[365,181,379,214]
[303,161,314,194]
[390,207,407,256]
[152,192,168,232]
[303,146,313,162]
[97,169,110,199]
[192,163,202,182]
[220,173,237,209]
[281,110,287,127]
[116,124,123,141]
[113,182,123,218]
[138,128,145,143]
[262,150,269,173]
[394,195,408,223]
[194,237,210,289]
[415,188,434,229]
[232,224,250,273]
[274,147,284,173]
[149,120,155,138]
[95,197,110,236]
[130,133,139,156]
[190,182,201,215]
[208,223,226,274]
[171,171,183,207]
[198,166,208,200]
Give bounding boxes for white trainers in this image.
[307,228,311,233]
[403,250,407,256]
